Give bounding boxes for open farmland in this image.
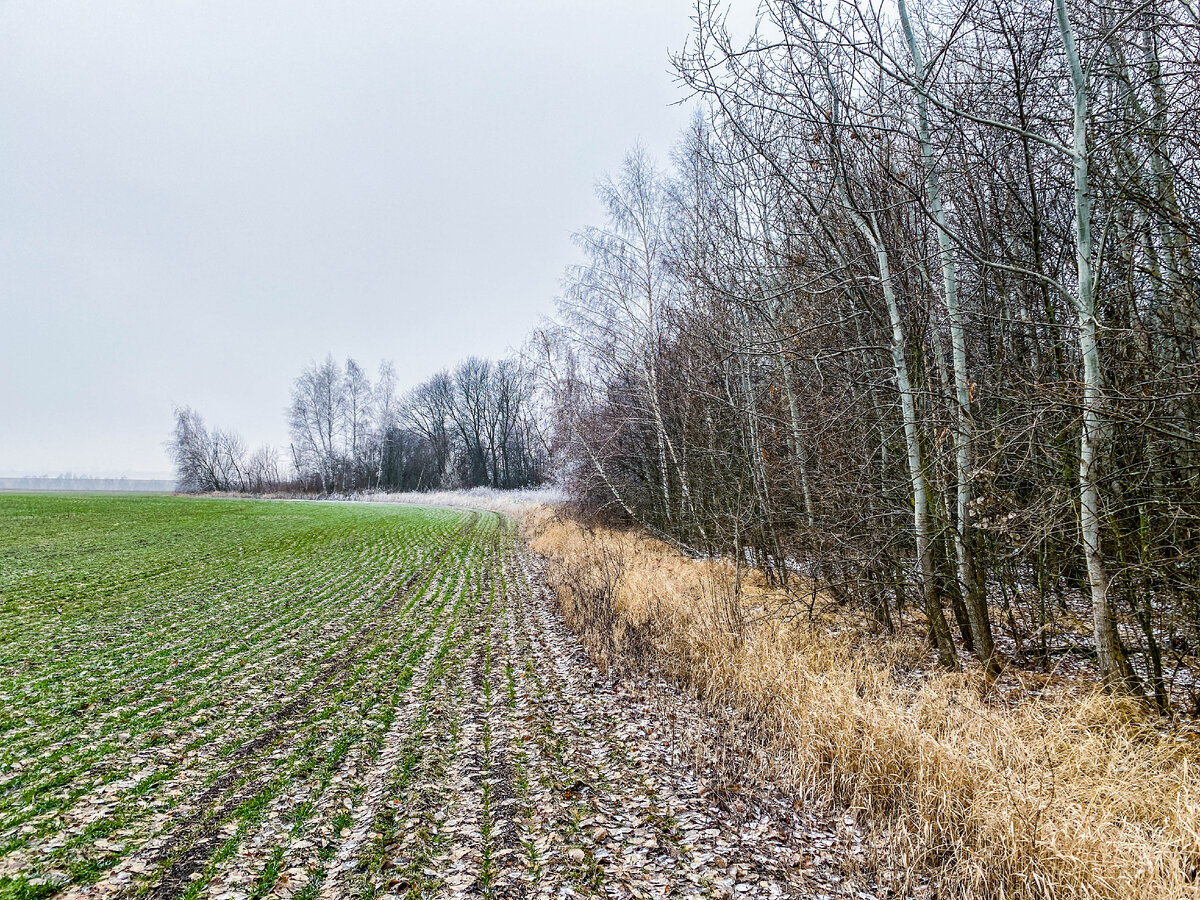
[0,495,856,900]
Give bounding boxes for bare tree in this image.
[288,355,344,492]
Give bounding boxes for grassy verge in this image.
[521,505,1200,900]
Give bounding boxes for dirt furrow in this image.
[432,632,487,900]
[477,560,526,900]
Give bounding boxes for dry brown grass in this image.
[521,505,1200,899]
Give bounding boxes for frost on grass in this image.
[334,486,566,518]
[0,494,868,900]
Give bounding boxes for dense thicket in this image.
[537,0,1200,704]
[171,354,548,496]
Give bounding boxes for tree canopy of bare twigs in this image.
[535,0,1200,705]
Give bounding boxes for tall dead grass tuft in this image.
[522,506,1200,899]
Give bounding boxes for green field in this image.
[0,494,510,899]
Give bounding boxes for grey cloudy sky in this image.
[1,0,716,477]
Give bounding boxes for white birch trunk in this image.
[899,0,997,675]
[1055,0,1131,692]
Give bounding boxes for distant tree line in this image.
[533,0,1200,705]
[170,354,548,496]
[168,407,284,493]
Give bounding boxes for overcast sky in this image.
[0,1,721,477]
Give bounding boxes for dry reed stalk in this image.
[520,506,1200,900]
